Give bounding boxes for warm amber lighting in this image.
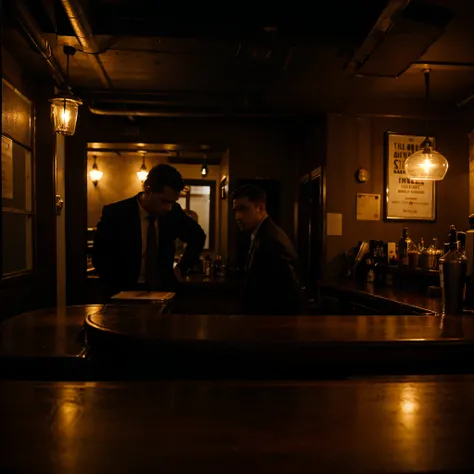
[137,153,148,183]
[50,46,82,136]
[405,138,448,181]
[399,384,419,415]
[50,96,82,136]
[137,166,148,183]
[201,164,208,176]
[89,156,103,185]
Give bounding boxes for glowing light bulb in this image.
[405,138,448,181]
[50,95,82,136]
[137,169,148,182]
[60,107,70,126]
[89,167,103,184]
[420,156,435,173]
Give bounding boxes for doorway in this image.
[297,169,323,294]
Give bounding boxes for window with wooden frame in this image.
[1,79,34,278]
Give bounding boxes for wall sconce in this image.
[50,46,83,136]
[201,154,208,177]
[89,155,103,185]
[137,151,148,183]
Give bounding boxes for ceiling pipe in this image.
[88,106,293,118]
[90,98,247,107]
[12,0,66,86]
[60,0,112,88]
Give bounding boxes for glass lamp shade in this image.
[405,141,448,181]
[50,92,82,136]
[201,164,208,176]
[137,165,148,183]
[89,164,103,185]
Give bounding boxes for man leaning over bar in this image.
[93,164,206,298]
[232,185,303,315]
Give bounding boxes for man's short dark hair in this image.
[145,164,185,193]
[232,184,267,204]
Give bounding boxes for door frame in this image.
[296,166,326,289]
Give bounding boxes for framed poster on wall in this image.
[384,131,436,221]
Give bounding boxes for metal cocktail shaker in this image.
[440,225,467,315]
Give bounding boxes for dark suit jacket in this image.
[93,194,206,296]
[243,217,302,315]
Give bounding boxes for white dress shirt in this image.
[247,216,268,270]
[251,215,268,244]
[137,200,159,284]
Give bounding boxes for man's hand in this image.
[174,266,184,281]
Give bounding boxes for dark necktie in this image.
[245,237,256,272]
[145,215,160,290]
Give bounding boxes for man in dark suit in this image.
[232,185,302,315]
[93,164,206,297]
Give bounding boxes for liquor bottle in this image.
[398,227,414,267]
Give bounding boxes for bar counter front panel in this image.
[1,377,474,473]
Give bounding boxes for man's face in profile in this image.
[233,197,265,232]
[145,185,180,216]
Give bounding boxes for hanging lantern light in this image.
[50,46,83,136]
[89,155,103,185]
[405,137,448,181]
[405,69,448,181]
[137,151,148,183]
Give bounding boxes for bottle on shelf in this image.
[420,237,443,271]
[440,225,467,315]
[457,231,467,254]
[418,238,425,253]
[398,227,418,268]
[213,254,224,278]
[203,254,213,277]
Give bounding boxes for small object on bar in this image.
[112,291,175,301]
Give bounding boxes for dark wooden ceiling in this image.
[3,0,474,116]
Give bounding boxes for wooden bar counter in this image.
[1,376,474,473]
[321,280,444,315]
[2,305,474,471]
[2,302,474,379]
[83,305,474,378]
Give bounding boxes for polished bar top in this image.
[86,305,474,342]
[323,280,443,314]
[2,305,473,361]
[0,305,102,358]
[1,376,474,473]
